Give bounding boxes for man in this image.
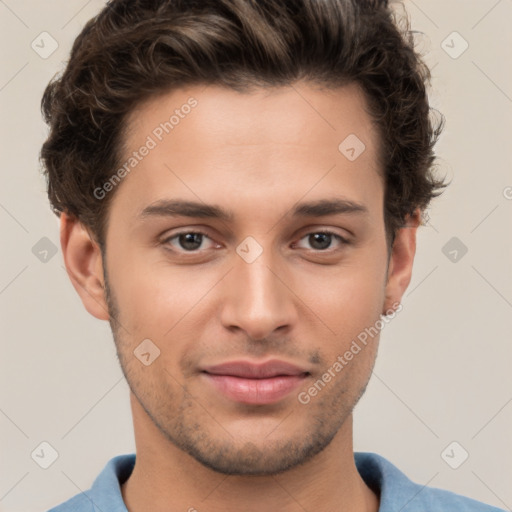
[40,0,504,510]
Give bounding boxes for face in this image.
[70,82,413,475]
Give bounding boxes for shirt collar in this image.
[86,451,419,511]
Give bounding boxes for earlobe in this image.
[383,209,421,313]
[60,213,110,321]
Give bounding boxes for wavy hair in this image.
[40,0,445,248]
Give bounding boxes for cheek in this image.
[109,255,220,341]
[293,255,387,344]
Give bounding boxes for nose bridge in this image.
[221,243,296,339]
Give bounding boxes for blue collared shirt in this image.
[47,452,506,511]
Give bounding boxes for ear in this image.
[383,209,421,313]
[60,213,110,321]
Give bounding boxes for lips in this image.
[202,360,308,379]
[201,360,309,405]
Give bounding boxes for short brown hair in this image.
[40,0,445,249]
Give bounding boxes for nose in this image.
[219,248,297,341]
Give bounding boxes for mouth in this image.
[201,360,310,405]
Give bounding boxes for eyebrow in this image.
[138,198,368,221]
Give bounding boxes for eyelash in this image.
[162,230,350,254]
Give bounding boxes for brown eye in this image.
[163,231,215,252]
[295,231,349,251]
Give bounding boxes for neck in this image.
[122,393,379,512]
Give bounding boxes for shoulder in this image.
[45,453,136,512]
[46,493,93,512]
[354,452,506,511]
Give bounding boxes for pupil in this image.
[180,233,202,250]
[310,233,331,250]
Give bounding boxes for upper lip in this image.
[202,360,309,379]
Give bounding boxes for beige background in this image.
[1,1,511,511]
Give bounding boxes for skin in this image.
[61,82,419,512]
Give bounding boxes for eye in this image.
[163,231,217,252]
[294,231,349,251]
[162,229,349,254]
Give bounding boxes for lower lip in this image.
[203,373,307,404]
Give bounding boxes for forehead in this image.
[126,82,380,156]
[111,82,383,224]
